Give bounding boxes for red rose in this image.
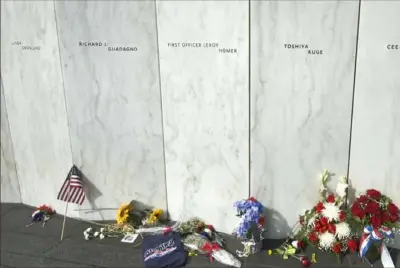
[388,203,399,215]
[358,195,368,203]
[370,215,382,228]
[308,232,318,243]
[381,211,391,223]
[248,196,257,202]
[316,202,325,213]
[351,203,366,219]
[297,240,305,249]
[390,213,399,222]
[258,217,265,226]
[300,256,311,268]
[366,189,381,199]
[328,223,336,234]
[365,202,380,214]
[347,239,358,252]
[332,243,342,254]
[339,211,346,221]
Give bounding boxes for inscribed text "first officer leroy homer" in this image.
[168,42,237,54]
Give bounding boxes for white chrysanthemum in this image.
[321,203,340,222]
[335,182,348,198]
[319,232,335,249]
[335,222,351,239]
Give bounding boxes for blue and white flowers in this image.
[233,197,266,240]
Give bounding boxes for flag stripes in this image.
[57,165,85,205]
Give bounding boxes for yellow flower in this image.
[116,203,133,224]
[268,250,273,255]
[152,208,164,218]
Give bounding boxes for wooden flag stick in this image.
[60,184,72,241]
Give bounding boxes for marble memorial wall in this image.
[1,0,399,236]
[250,1,359,238]
[54,1,167,220]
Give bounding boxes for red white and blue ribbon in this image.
[359,225,394,268]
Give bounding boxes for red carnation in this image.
[339,211,346,221]
[320,217,328,226]
[300,256,311,268]
[366,189,381,199]
[347,239,358,252]
[328,223,336,234]
[248,196,257,202]
[388,202,399,215]
[327,194,335,203]
[258,216,265,226]
[206,224,215,231]
[332,243,342,254]
[297,240,305,249]
[370,215,382,228]
[316,202,325,213]
[308,232,318,243]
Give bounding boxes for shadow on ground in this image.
[1,203,399,267]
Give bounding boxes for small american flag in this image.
[57,165,85,205]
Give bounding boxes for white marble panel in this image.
[1,79,21,203]
[349,1,400,249]
[251,1,359,238]
[1,1,75,214]
[156,1,249,233]
[55,1,166,220]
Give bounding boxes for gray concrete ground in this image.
[1,203,399,268]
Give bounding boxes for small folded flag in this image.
[57,165,85,205]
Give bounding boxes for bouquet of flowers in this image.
[294,171,357,261]
[350,189,400,265]
[232,196,266,256]
[179,218,241,268]
[142,208,164,226]
[26,204,56,227]
[116,202,135,224]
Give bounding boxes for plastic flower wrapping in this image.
[26,204,56,228]
[173,217,241,267]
